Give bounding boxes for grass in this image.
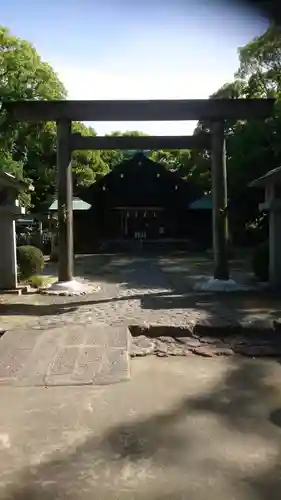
[22,274,56,289]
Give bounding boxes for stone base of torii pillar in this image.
[40,279,100,296]
[193,277,251,292]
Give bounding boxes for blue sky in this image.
[2,0,268,135]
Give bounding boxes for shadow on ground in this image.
[0,253,280,329]
[2,359,281,499]
[1,254,281,498]
[65,253,174,290]
[1,288,281,325]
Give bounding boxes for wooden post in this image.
[266,184,281,288]
[57,119,73,282]
[211,120,229,280]
[269,210,281,289]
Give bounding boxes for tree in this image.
[0,27,67,102]
[189,25,281,244]
[0,26,67,208]
[236,24,281,98]
[0,150,32,208]
[0,26,67,152]
[100,130,150,170]
[0,27,110,209]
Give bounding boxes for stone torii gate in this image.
[4,99,274,293]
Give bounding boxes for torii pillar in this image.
[56,118,74,283]
[211,120,229,281]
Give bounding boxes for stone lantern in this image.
[0,172,33,290]
[250,166,281,289]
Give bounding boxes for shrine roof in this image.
[0,171,34,191]
[249,166,281,188]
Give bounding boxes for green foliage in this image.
[17,245,44,280]
[0,26,67,101]
[25,274,55,289]
[0,27,111,209]
[191,25,281,244]
[0,26,66,210]
[25,275,45,289]
[252,241,269,282]
[0,149,32,209]
[236,25,281,98]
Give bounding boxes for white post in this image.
[263,183,281,289]
[0,214,17,289]
[269,207,281,288]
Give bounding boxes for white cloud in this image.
[54,65,235,136]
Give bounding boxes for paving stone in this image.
[189,346,216,358]
[17,329,61,386]
[238,318,275,336]
[84,324,130,349]
[156,336,177,344]
[175,337,201,348]
[62,325,88,346]
[0,349,32,381]
[209,346,234,356]
[93,348,130,385]
[193,318,239,337]
[130,336,155,357]
[233,344,281,357]
[154,339,186,357]
[156,351,169,357]
[0,329,40,350]
[73,347,104,384]
[0,320,131,387]
[45,347,78,386]
[230,336,278,348]
[194,336,227,346]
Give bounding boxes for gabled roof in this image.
[249,166,281,188]
[48,197,91,211]
[189,195,212,210]
[80,152,197,205]
[98,151,186,183]
[0,171,34,192]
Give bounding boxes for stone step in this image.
[0,323,131,387]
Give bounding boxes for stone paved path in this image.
[0,255,204,333]
[0,255,179,387]
[1,254,281,387]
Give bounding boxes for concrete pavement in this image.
[0,356,281,499]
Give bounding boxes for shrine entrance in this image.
[4,98,274,285]
[115,207,164,240]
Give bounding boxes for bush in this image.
[252,241,269,282]
[25,275,45,289]
[17,245,44,280]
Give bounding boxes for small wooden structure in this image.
[0,172,33,289]
[47,196,91,256]
[250,166,281,288]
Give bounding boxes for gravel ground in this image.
[0,254,280,343]
[0,255,204,332]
